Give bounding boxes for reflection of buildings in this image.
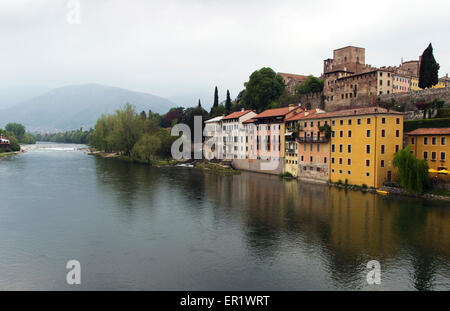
[203,170,450,289]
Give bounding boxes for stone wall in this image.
[378,87,450,111]
[298,92,324,110]
[232,158,284,175]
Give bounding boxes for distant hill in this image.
[0,83,176,131]
[0,85,50,110]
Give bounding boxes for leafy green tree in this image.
[393,146,430,193]
[419,43,440,89]
[131,134,161,162]
[225,90,232,112]
[240,67,285,112]
[209,104,227,118]
[296,75,324,94]
[5,123,25,140]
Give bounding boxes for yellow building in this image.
[407,128,450,181]
[410,76,448,90]
[411,77,420,91]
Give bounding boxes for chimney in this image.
[241,108,245,112]
[288,104,295,111]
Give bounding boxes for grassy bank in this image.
[0,151,20,158]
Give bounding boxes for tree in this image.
[393,146,430,194]
[240,67,285,112]
[213,86,219,108]
[419,43,440,89]
[131,134,161,162]
[296,75,324,94]
[198,99,202,108]
[5,123,25,140]
[225,90,232,112]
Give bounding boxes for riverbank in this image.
[0,151,21,158]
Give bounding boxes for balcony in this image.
[297,137,329,143]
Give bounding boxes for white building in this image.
[221,109,257,159]
[204,115,224,160]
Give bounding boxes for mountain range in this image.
[0,83,177,132]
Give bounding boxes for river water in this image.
[0,143,449,290]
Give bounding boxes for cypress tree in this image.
[214,86,219,108]
[225,90,232,112]
[419,43,440,89]
[198,99,202,107]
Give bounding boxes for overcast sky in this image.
[1,0,449,107]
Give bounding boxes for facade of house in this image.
[407,128,450,181]
[290,107,404,188]
[284,109,327,179]
[221,109,257,159]
[204,115,224,160]
[392,74,411,93]
[278,72,308,94]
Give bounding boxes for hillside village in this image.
[203,45,450,194]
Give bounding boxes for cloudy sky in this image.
[1,0,449,107]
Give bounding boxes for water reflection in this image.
[93,159,450,290]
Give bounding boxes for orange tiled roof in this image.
[407,128,450,136]
[253,106,302,119]
[300,107,403,120]
[222,110,254,120]
[286,109,325,121]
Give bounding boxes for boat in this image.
[376,190,389,195]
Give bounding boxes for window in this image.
[432,137,437,145]
[442,137,447,145]
[339,158,343,165]
[366,172,370,177]
[332,131,335,138]
[347,158,351,165]
[310,156,313,163]
[339,120,343,125]
[367,118,371,125]
[317,144,320,152]
[301,155,304,161]
[381,160,385,167]
[366,145,371,154]
[324,157,327,164]
[331,144,335,152]
[382,117,386,124]
[311,122,314,127]
[431,152,437,161]
[331,158,335,164]
[357,119,361,125]
[411,137,415,144]
[339,170,343,174]
[396,118,400,125]
[395,145,399,152]
[381,129,385,137]
[366,160,370,167]
[396,130,400,138]
[340,131,343,138]
[424,137,428,145]
[348,119,352,125]
[332,120,335,126]
[441,152,446,161]
[348,130,352,138]
[339,144,343,153]
[348,171,351,175]
[367,130,371,138]
[348,145,352,153]
[424,151,428,159]
[381,145,385,154]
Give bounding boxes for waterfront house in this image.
[284,109,326,178]
[221,109,257,159]
[204,115,224,160]
[407,128,450,181]
[300,107,404,188]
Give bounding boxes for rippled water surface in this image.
[0,143,449,290]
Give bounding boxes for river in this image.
[0,143,449,290]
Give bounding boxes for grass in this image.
[0,151,20,158]
[196,163,240,175]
